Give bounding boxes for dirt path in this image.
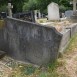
[64,51,77,77]
[57,34,77,77]
[57,50,77,77]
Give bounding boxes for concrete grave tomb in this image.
[2,17,62,65]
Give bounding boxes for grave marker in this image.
[70,0,77,12]
[65,10,73,18]
[48,2,60,20]
[7,3,13,17]
[73,0,77,12]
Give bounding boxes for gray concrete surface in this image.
[59,29,71,53]
[66,23,77,37]
[3,17,62,65]
[0,17,77,65]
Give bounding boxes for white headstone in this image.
[34,10,38,22]
[48,2,60,20]
[38,10,41,18]
[70,0,77,12]
[8,3,13,17]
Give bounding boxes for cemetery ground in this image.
[0,22,77,77]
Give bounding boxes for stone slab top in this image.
[6,17,62,36]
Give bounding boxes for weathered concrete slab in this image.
[59,29,71,53]
[3,17,62,65]
[66,23,77,37]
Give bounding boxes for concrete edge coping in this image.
[59,23,77,54]
[6,17,62,36]
[66,23,77,29]
[59,29,71,53]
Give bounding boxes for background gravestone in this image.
[0,12,7,19]
[65,10,73,18]
[13,11,35,22]
[48,2,60,20]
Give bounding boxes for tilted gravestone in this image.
[0,17,62,65]
[0,12,7,19]
[48,2,60,20]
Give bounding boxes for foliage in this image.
[23,0,72,13]
[12,0,25,13]
[0,0,72,13]
[0,0,27,13]
[0,5,7,12]
[59,0,72,12]
[23,0,37,11]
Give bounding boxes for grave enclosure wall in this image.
[0,17,77,65]
[0,17,62,65]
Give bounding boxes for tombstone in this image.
[48,2,60,20]
[34,10,38,22]
[13,11,35,22]
[31,11,35,22]
[68,0,77,22]
[7,3,13,17]
[62,13,65,18]
[70,0,77,12]
[73,0,77,12]
[65,10,73,18]
[0,12,7,19]
[38,10,41,18]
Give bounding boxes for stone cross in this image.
[7,3,13,17]
[73,0,77,11]
[38,10,41,18]
[70,0,77,11]
[34,10,38,22]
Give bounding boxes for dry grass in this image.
[0,20,5,29]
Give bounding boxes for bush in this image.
[0,5,7,12]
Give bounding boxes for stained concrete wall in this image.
[3,17,62,65]
[0,17,77,65]
[66,23,77,37]
[59,29,71,53]
[59,23,77,53]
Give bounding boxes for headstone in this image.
[7,3,13,17]
[34,10,38,22]
[65,10,73,18]
[38,10,41,18]
[31,11,35,22]
[68,0,77,22]
[73,0,77,12]
[48,2,60,20]
[70,0,77,12]
[0,12,7,19]
[13,11,35,22]
[5,17,62,65]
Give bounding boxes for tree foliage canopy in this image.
[23,0,72,12]
[0,0,72,13]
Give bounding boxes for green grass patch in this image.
[64,33,77,54]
